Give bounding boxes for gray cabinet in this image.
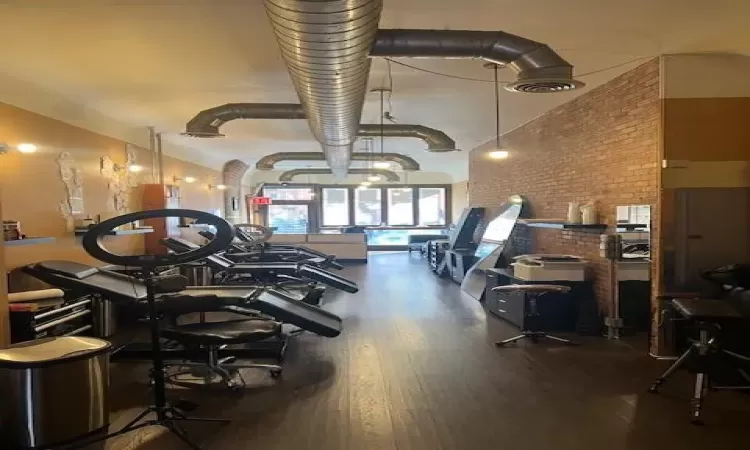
[485,269,590,332]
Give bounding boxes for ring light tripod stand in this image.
[69,209,235,450]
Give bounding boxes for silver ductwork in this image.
[358,124,456,152]
[183,103,456,151]
[221,159,250,224]
[183,103,305,137]
[264,0,383,177]
[256,152,420,171]
[370,29,583,93]
[279,168,399,182]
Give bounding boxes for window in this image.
[268,204,309,233]
[322,188,350,226]
[263,187,314,201]
[387,188,414,226]
[354,188,382,226]
[418,187,446,226]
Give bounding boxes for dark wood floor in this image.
[106,252,750,450]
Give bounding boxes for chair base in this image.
[495,331,579,347]
[166,347,282,391]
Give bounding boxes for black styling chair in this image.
[648,266,750,424]
[492,284,578,347]
[70,209,274,450]
[157,296,283,390]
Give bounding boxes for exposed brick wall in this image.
[469,59,661,311]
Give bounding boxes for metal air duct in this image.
[256,152,420,171]
[263,0,383,177]
[279,168,399,182]
[358,124,455,152]
[222,159,250,224]
[184,103,305,137]
[370,29,584,93]
[183,103,456,151]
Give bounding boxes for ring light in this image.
[82,209,234,267]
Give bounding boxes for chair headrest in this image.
[36,260,99,279]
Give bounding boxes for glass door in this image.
[267,204,310,234]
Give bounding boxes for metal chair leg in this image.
[690,372,708,425]
[495,334,527,347]
[543,334,579,346]
[649,346,695,393]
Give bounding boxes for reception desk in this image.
[269,234,367,262]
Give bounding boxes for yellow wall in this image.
[0,102,222,273]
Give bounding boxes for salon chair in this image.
[648,267,750,424]
[492,284,578,347]
[156,295,284,389]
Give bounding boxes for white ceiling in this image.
[1,0,750,180]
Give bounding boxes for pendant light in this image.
[487,63,509,160]
[372,87,393,169]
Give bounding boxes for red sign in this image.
[251,196,273,205]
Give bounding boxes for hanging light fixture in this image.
[487,63,509,160]
[371,87,393,169]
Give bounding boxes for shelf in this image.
[4,237,56,247]
[616,224,648,231]
[519,221,607,231]
[75,228,153,236]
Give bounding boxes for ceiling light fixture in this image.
[173,175,196,184]
[488,63,510,161]
[17,143,37,153]
[127,164,144,173]
[208,183,227,190]
[488,150,510,159]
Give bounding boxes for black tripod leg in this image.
[649,347,694,393]
[174,416,232,424]
[120,407,153,431]
[165,421,204,450]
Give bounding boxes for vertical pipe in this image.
[156,133,164,186]
[148,126,157,184]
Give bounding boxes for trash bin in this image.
[0,336,112,449]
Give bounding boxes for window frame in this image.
[416,186,448,226]
[353,187,384,226]
[259,183,452,233]
[321,187,352,227]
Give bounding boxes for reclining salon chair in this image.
[648,266,750,424]
[492,284,578,347]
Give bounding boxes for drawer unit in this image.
[485,269,590,332]
[9,296,94,343]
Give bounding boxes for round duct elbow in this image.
[181,129,225,138]
[426,145,461,153]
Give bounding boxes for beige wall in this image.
[0,101,222,273]
[451,180,468,223]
